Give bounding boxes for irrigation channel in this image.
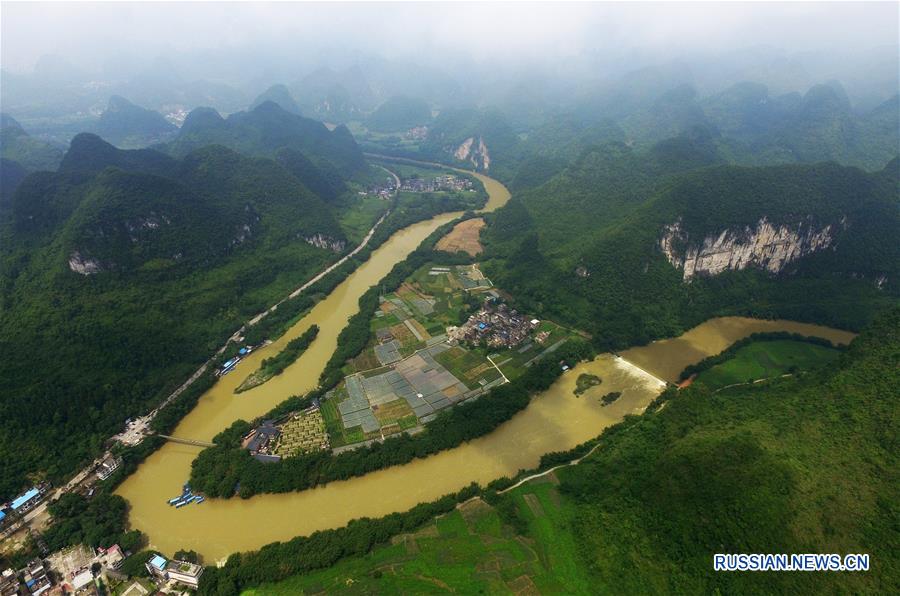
[116,165,856,562]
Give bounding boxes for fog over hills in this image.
[0,4,898,594]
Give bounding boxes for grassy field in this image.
[242,478,592,595]
[336,194,390,245]
[695,339,841,390]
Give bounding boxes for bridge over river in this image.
[157,435,215,448]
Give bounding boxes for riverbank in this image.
[116,167,855,562]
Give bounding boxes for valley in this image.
[1,6,897,594]
[114,170,853,563]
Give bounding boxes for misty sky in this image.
[2,1,898,75]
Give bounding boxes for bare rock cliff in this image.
[68,251,102,275]
[452,136,491,170]
[660,217,842,281]
[304,233,346,253]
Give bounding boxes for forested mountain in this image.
[92,95,178,148]
[249,84,302,115]
[485,153,899,349]
[205,308,899,595]
[0,158,28,206]
[166,101,365,177]
[366,95,431,132]
[0,136,348,497]
[290,66,376,121]
[59,132,178,176]
[274,147,346,202]
[556,308,900,594]
[0,112,64,171]
[703,81,899,169]
[420,107,524,180]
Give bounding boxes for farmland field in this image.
[243,479,592,595]
[695,339,841,390]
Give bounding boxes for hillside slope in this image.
[486,156,899,348]
[93,95,178,148]
[0,112,64,171]
[166,101,365,177]
[557,308,899,594]
[0,137,347,497]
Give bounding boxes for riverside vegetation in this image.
[189,215,592,498]
[197,307,899,595]
[236,326,320,393]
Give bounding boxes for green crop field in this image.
[337,194,390,245]
[242,479,592,595]
[695,340,841,390]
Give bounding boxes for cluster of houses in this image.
[449,300,539,349]
[404,125,428,141]
[399,174,473,193]
[360,176,396,200]
[0,485,49,533]
[0,544,124,596]
[241,420,282,463]
[0,545,202,595]
[0,561,49,596]
[145,554,203,589]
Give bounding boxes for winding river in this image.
[116,169,855,561]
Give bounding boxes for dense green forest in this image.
[484,151,899,350]
[165,101,365,178]
[0,113,64,172]
[199,307,898,595]
[0,137,345,498]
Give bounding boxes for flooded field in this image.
[620,317,856,383]
[119,354,664,562]
[116,168,856,562]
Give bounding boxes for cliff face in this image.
[659,216,842,281]
[304,233,346,253]
[453,136,491,170]
[68,251,102,275]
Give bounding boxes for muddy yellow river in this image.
[621,317,856,383]
[117,169,855,561]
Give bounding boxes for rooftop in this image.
[11,488,39,510]
[149,555,167,570]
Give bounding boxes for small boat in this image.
[167,497,182,505]
[193,496,204,504]
[175,500,189,508]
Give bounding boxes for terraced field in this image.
[243,478,592,595]
[275,408,330,456]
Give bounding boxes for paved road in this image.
[8,164,404,540]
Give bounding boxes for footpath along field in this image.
[242,479,592,595]
[694,339,841,390]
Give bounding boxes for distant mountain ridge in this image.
[11,134,344,273]
[0,134,353,493]
[0,112,64,172]
[250,84,302,115]
[165,101,365,177]
[92,95,178,149]
[486,141,899,348]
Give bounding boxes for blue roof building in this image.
[11,488,40,510]
[0,510,6,521]
[150,555,168,571]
